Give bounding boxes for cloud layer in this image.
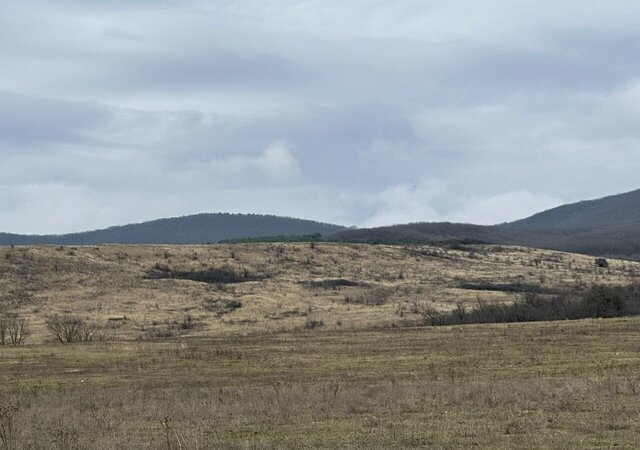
[2,1,640,233]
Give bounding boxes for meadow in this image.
[2,319,640,448]
[1,243,638,342]
[1,243,640,448]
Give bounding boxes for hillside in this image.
[2,243,638,343]
[508,188,640,230]
[0,213,346,245]
[331,189,640,259]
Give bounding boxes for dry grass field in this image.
[2,319,640,448]
[1,243,638,343]
[2,243,640,449]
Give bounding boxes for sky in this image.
[2,0,640,234]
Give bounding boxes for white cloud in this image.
[450,191,564,225]
[202,142,300,181]
[364,182,445,227]
[2,1,640,233]
[363,185,563,227]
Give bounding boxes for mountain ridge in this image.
[330,189,640,259]
[0,213,346,245]
[2,189,640,259]
[507,189,640,230]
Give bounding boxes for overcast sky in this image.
[2,1,640,234]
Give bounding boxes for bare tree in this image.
[0,316,28,346]
[46,315,95,343]
[7,317,28,346]
[0,317,6,346]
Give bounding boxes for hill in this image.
[508,188,640,230]
[2,243,638,342]
[330,189,640,259]
[0,213,346,245]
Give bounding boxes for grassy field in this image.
[1,243,638,342]
[2,243,640,448]
[2,318,640,448]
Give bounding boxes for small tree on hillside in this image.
[46,315,96,343]
[0,315,28,346]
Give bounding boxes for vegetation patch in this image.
[219,233,324,244]
[266,309,307,320]
[458,281,555,294]
[203,298,243,316]
[146,265,266,284]
[424,283,640,326]
[307,279,362,289]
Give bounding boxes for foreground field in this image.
[2,318,640,448]
[1,243,638,342]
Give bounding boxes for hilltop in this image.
[331,189,640,259]
[508,189,640,230]
[3,189,640,258]
[0,213,346,245]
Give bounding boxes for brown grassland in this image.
[1,243,638,341]
[1,243,640,448]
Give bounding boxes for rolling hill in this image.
[0,213,346,245]
[3,189,640,258]
[508,189,640,230]
[330,189,640,259]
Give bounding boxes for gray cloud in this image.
[1,0,640,233]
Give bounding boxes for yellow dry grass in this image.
[1,243,638,343]
[2,318,640,448]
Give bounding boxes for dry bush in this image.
[179,315,199,330]
[202,299,242,316]
[0,403,17,450]
[304,318,325,330]
[46,315,96,343]
[424,283,640,326]
[0,316,28,346]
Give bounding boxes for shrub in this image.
[595,258,609,268]
[344,287,392,306]
[422,283,640,326]
[180,315,198,330]
[203,299,242,316]
[304,319,325,330]
[46,315,96,343]
[0,316,28,346]
[0,403,17,450]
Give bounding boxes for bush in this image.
[0,315,28,346]
[304,319,325,330]
[203,299,242,316]
[0,403,17,450]
[46,315,96,343]
[422,283,640,326]
[344,287,392,306]
[595,258,609,268]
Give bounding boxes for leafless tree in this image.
[46,315,95,343]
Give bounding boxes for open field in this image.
[2,243,640,448]
[2,318,640,448]
[1,243,639,342]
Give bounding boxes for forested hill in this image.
[0,213,346,245]
[329,189,640,259]
[507,189,640,230]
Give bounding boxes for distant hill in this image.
[330,189,640,259]
[508,189,640,230]
[0,213,346,245]
[4,189,640,258]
